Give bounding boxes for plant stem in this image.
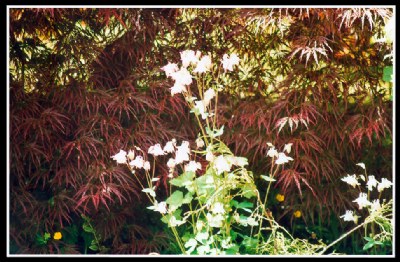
[319,219,372,255]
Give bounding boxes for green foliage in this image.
[35,232,51,246]
[382,66,393,82]
[81,214,108,253]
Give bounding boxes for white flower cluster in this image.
[161,50,239,120]
[110,148,151,171]
[209,154,248,175]
[341,173,392,193]
[266,142,294,165]
[340,163,392,223]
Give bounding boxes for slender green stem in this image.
[319,219,372,255]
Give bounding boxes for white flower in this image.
[221,237,233,249]
[283,143,293,154]
[206,150,215,162]
[175,141,191,164]
[196,245,210,255]
[193,55,212,73]
[340,210,358,223]
[267,147,278,158]
[267,142,274,147]
[221,53,240,71]
[142,187,156,197]
[356,163,366,170]
[211,202,225,214]
[167,158,176,169]
[203,88,216,107]
[169,216,186,227]
[195,231,209,243]
[377,178,393,192]
[143,161,151,171]
[148,201,168,214]
[206,213,224,227]
[184,238,197,254]
[194,100,208,119]
[353,192,371,210]
[239,216,258,227]
[111,149,127,164]
[196,221,204,231]
[384,15,395,43]
[180,50,200,68]
[341,174,361,188]
[195,137,205,149]
[129,156,145,169]
[366,175,378,191]
[170,82,187,96]
[214,155,232,175]
[156,201,167,214]
[148,143,165,156]
[185,161,202,172]
[246,217,259,226]
[370,199,381,214]
[162,62,179,77]
[171,67,193,86]
[127,150,135,160]
[163,141,176,153]
[232,156,248,167]
[275,152,294,165]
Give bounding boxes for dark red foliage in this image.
[9,8,193,254]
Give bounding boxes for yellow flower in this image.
[53,232,62,240]
[293,210,302,218]
[275,194,285,202]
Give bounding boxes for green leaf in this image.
[44,232,51,241]
[48,197,55,207]
[364,236,374,242]
[182,192,193,204]
[363,241,375,251]
[170,172,195,188]
[230,229,238,241]
[237,201,254,213]
[242,236,258,252]
[35,234,47,246]
[242,183,257,199]
[89,244,99,251]
[225,244,239,255]
[230,200,239,208]
[81,231,94,253]
[161,214,172,224]
[382,66,393,82]
[181,232,193,242]
[166,190,184,208]
[194,174,215,198]
[82,223,93,233]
